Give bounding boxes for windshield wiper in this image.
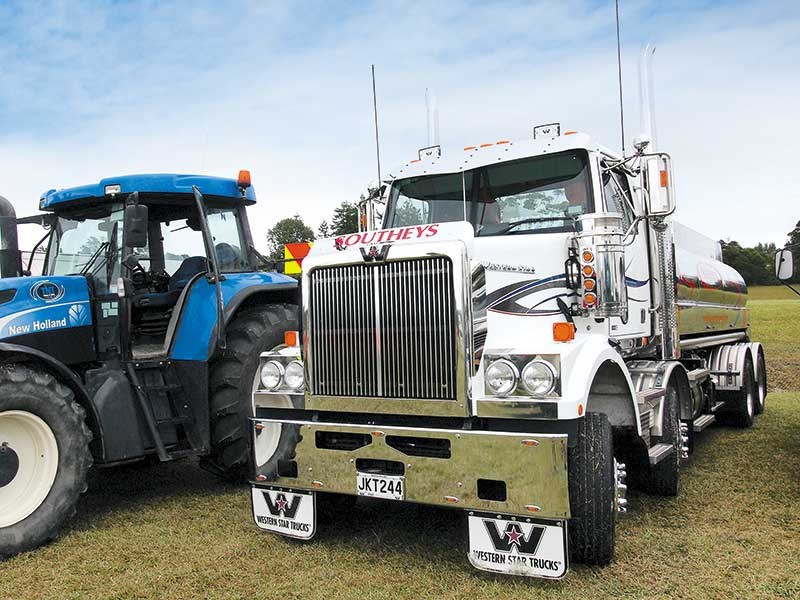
[482,216,573,236]
[79,241,110,275]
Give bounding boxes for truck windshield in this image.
[384,150,592,236]
[46,204,123,294]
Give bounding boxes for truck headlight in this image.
[283,360,305,392]
[521,360,557,395]
[485,359,519,397]
[260,360,284,391]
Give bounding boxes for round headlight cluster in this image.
[260,360,305,392]
[521,360,557,395]
[485,359,519,397]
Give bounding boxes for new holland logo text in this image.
[254,492,310,534]
[359,244,391,262]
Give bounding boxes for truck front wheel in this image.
[0,364,92,557]
[568,412,616,565]
[207,303,298,480]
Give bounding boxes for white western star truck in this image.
[248,71,766,580]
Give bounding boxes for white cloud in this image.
[1,0,798,250]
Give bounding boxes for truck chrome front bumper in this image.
[251,418,570,519]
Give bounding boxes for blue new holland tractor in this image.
[0,172,297,555]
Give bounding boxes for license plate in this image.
[356,472,405,500]
[251,487,316,540]
[467,513,568,579]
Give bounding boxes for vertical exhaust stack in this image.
[425,88,440,147]
[638,43,658,151]
[0,195,21,278]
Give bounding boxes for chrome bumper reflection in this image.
[252,418,570,519]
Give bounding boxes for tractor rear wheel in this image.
[207,303,298,480]
[0,364,92,557]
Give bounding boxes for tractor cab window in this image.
[46,204,124,295]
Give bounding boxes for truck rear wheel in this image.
[719,354,756,428]
[0,364,92,557]
[207,303,297,480]
[754,350,767,415]
[645,385,681,496]
[568,412,616,565]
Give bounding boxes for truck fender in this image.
[0,341,107,459]
[708,343,754,391]
[565,338,641,434]
[628,360,692,428]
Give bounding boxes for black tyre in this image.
[207,303,298,479]
[0,364,92,557]
[568,412,616,565]
[754,350,767,415]
[645,385,681,496]
[718,355,756,428]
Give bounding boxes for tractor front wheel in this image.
[207,303,298,480]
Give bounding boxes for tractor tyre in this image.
[645,385,682,496]
[568,412,616,565]
[0,364,92,557]
[718,354,756,429]
[207,303,298,480]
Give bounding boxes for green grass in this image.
[1,304,799,599]
[748,285,799,300]
[748,292,800,392]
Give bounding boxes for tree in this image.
[720,240,777,286]
[330,202,359,236]
[266,214,315,260]
[317,220,331,239]
[787,220,800,283]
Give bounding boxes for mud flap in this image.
[251,486,316,540]
[467,513,568,579]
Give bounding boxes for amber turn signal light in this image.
[284,330,299,347]
[553,322,576,342]
[582,265,594,277]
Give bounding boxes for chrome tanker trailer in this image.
[247,53,766,579]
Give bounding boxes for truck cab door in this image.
[600,164,652,339]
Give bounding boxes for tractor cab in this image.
[39,172,261,360]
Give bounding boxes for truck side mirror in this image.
[123,196,148,248]
[775,249,794,281]
[644,153,675,217]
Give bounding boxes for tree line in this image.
[265,201,358,259]
[720,220,799,286]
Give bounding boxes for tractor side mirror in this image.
[643,153,676,217]
[775,249,794,281]
[123,196,148,248]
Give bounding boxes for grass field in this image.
[1,297,799,599]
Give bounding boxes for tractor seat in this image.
[132,288,182,309]
[169,256,208,291]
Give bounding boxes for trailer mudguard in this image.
[708,343,754,391]
[170,271,297,361]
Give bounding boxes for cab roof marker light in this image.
[479,143,494,148]
[463,146,477,151]
[496,140,511,145]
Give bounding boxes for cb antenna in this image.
[615,0,626,154]
[371,64,382,186]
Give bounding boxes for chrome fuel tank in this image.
[673,223,749,338]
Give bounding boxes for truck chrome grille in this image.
[309,257,456,400]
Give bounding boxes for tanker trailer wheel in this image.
[0,364,92,557]
[644,384,681,496]
[568,412,616,565]
[207,303,298,480]
[718,354,756,429]
[754,350,767,415]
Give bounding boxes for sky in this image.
[1,0,798,251]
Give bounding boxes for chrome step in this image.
[648,443,675,466]
[693,414,716,432]
[710,401,726,413]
